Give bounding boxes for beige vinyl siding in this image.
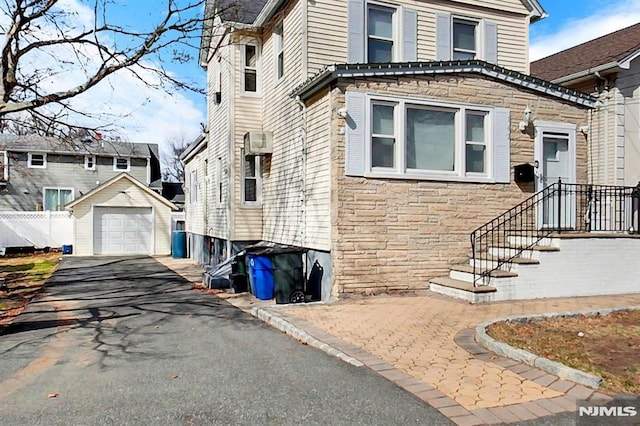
[307,0,530,75]
[184,148,208,236]
[304,89,331,250]
[206,34,233,239]
[72,179,172,256]
[260,0,307,247]
[232,34,264,241]
[587,87,623,186]
[619,63,640,185]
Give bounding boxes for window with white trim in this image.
[366,96,494,179]
[113,157,130,171]
[28,153,46,168]
[242,150,262,205]
[190,170,198,203]
[274,22,284,81]
[367,3,396,63]
[43,187,73,211]
[452,18,478,60]
[85,155,96,170]
[243,44,260,94]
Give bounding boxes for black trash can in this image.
[272,252,304,304]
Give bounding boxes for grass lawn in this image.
[0,253,60,328]
[487,310,640,395]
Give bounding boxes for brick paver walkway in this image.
[277,292,640,423]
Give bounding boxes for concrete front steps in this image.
[429,233,640,303]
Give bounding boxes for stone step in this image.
[429,276,497,293]
[449,264,518,283]
[487,244,559,259]
[470,255,540,270]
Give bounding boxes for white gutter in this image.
[550,62,621,85]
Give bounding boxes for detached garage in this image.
[67,173,177,256]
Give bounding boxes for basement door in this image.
[535,122,577,229]
[94,207,153,255]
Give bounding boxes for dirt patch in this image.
[0,253,60,328]
[487,310,640,395]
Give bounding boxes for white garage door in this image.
[94,207,153,255]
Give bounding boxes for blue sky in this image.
[10,0,638,155]
[530,0,640,60]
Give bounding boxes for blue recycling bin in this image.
[171,231,187,259]
[247,254,275,300]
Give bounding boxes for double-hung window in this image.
[367,4,395,63]
[43,187,73,211]
[242,150,261,205]
[190,170,198,203]
[465,112,487,173]
[452,18,478,60]
[113,157,130,171]
[243,45,259,94]
[28,153,46,168]
[371,103,396,168]
[85,155,96,170]
[274,23,284,81]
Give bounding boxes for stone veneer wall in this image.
[329,75,590,296]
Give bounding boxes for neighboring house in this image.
[0,134,162,211]
[531,23,640,187]
[66,173,177,256]
[185,0,600,300]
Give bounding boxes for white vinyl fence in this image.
[0,211,74,250]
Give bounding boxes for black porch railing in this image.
[470,180,640,286]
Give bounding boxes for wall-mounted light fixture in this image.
[519,106,533,132]
[337,107,348,119]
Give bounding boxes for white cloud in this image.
[530,1,640,61]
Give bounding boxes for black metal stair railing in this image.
[470,180,640,287]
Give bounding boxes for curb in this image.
[476,305,640,389]
[250,307,364,368]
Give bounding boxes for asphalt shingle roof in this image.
[530,22,640,82]
[216,0,268,24]
[0,134,154,158]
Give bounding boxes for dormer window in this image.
[85,155,96,170]
[28,153,46,168]
[114,157,130,171]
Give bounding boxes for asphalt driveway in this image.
[0,256,453,425]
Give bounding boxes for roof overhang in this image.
[292,61,597,108]
[523,0,548,23]
[253,0,288,27]
[66,172,178,211]
[180,133,208,163]
[549,61,623,85]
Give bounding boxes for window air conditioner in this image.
[244,131,273,155]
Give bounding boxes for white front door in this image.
[535,122,577,229]
[94,207,153,255]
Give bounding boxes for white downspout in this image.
[295,95,307,248]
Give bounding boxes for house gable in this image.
[531,22,640,83]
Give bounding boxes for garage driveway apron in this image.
[0,256,452,425]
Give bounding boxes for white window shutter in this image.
[493,108,511,183]
[347,0,366,63]
[484,21,498,64]
[345,92,366,177]
[402,8,418,62]
[436,12,451,61]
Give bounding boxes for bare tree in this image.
[162,135,189,182]
[0,0,215,137]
